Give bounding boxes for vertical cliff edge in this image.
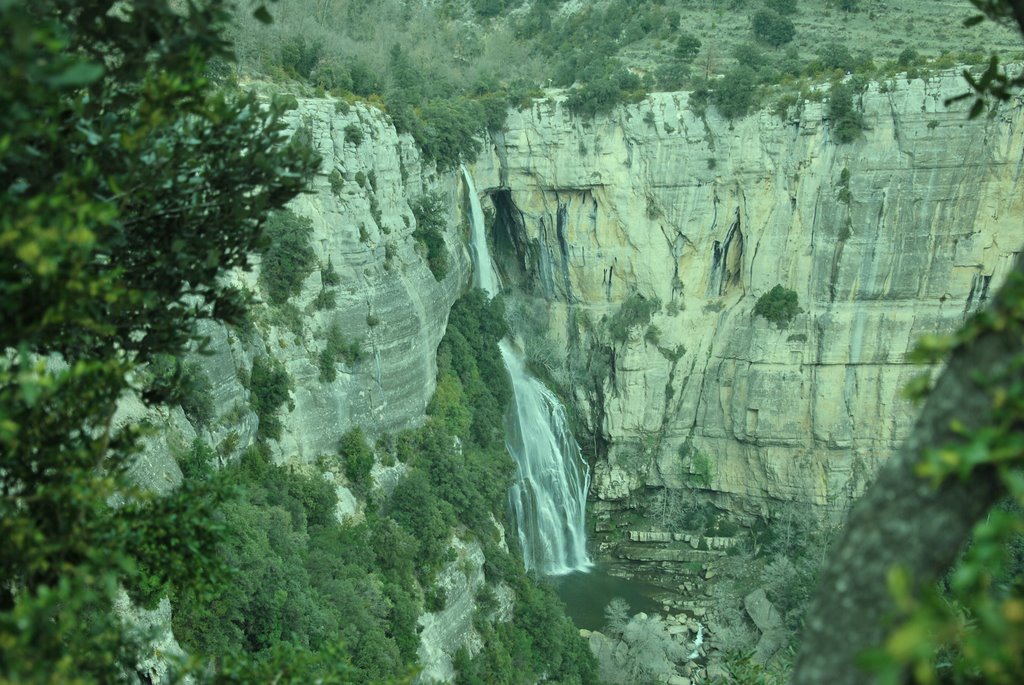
[472,69,1024,531]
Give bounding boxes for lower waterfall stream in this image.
[461,167,592,576]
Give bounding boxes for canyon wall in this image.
[138,98,472,478]
[126,98,477,682]
[473,70,1024,529]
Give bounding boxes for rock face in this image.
[417,537,487,683]
[123,97,475,681]
[182,98,470,464]
[473,70,1024,518]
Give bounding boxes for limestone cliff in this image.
[180,98,470,464]
[124,97,476,682]
[472,69,1024,522]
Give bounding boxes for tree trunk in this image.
[791,252,1023,685]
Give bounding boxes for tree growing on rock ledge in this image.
[792,2,1024,682]
[753,285,801,329]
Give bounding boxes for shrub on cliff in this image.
[343,122,364,146]
[828,82,865,143]
[753,285,802,328]
[674,32,703,62]
[259,209,317,305]
[608,294,661,344]
[712,65,762,119]
[412,191,450,280]
[250,355,292,440]
[338,427,374,489]
[565,66,645,118]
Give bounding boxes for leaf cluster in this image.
[607,294,661,344]
[753,285,802,328]
[258,209,317,306]
[0,1,318,680]
[411,191,451,281]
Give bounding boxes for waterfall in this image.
[461,166,592,576]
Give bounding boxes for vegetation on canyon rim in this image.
[1,1,1023,685]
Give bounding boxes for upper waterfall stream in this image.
[461,167,592,576]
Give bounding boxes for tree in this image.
[604,598,631,638]
[0,1,321,682]
[753,282,798,325]
[828,82,865,143]
[751,9,795,47]
[674,32,702,62]
[792,5,1024,681]
[712,65,761,119]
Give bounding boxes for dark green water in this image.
[550,566,664,631]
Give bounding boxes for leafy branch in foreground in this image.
[0,0,322,681]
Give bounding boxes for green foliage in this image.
[752,9,796,47]
[318,324,363,382]
[171,447,417,683]
[344,123,364,146]
[753,285,802,328]
[321,257,341,287]
[897,47,920,67]
[178,438,218,482]
[313,287,337,311]
[608,294,661,344]
[250,356,291,441]
[179,362,216,429]
[379,45,492,170]
[869,267,1024,684]
[436,288,511,452]
[715,651,788,684]
[387,468,457,574]
[338,427,375,490]
[471,0,518,19]
[456,575,598,685]
[713,65,761,119]
[384,241,398,271]
[149,356,216,428]
[680,442,714,488]
[412,191,450,281]
[394,95,488,171]
[259,209,317,305]
[280,35,323,79]
[328,169,345,196]
[837,168,853,208]
[565,63,645,118]
[0,0,319,680]
[817,42,856,72]
[654,60,692,91]
[675,32,703,62]
[312,62,353,93]
[828,82,865,143]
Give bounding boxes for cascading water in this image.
[461,166,592,576]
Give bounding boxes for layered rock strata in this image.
[184,98,470,463]
[473,70,1024,529]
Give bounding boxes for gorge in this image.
[10,1,1024,683]
[91,66,1024,683]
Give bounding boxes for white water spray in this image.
[461,167,592,575]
